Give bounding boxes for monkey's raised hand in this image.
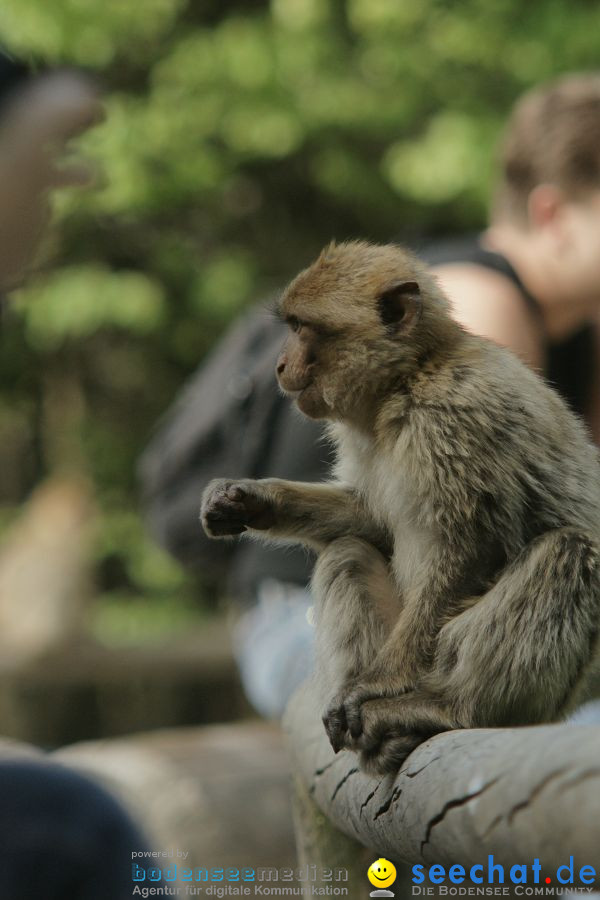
[201,478,387,552]
[201,479,276,537]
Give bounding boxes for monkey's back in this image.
[422,337,600,556]
[334,333,600,584]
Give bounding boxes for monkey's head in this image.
[276,240,457,423]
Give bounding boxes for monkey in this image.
[200,240,600,776]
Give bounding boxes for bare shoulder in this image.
[432,262,545,371]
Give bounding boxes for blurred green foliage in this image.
[0,0,598,615]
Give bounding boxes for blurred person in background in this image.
[0,50,148,900]
[425,72,600,437]
[141,71,600,722]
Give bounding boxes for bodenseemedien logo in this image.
[368,858,397,897]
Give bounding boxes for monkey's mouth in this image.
[280,382,313,402]
[287,387,307,401]
[290,383,332,420]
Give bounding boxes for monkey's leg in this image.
[201,478,390,553]
[321,539,467,773]
[312,537,402,752]
[432,527,600,728]
[325,528,600,777]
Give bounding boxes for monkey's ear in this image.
[377,281,421,333]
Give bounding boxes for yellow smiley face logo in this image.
[368,858,397,889]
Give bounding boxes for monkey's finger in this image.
[355,701,397,753]
[201,498,251,535]
[353,692,426,745]
[203,520,247,537]
[345,688,383,739]
[356,699,414,755]
[203,493,248,520]
[225,485,247,502]
[203,504,247,523]
[360,732,422,777]
[322,705,349,754]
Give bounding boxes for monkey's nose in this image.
[276,357,286,376]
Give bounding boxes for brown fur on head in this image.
[275,240,458,424]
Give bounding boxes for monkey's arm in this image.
[357,535,481,688]
[201,477,391,554]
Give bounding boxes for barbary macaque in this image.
[201,240,600,776]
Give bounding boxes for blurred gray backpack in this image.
[139,306,290,573]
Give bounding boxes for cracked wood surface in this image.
[284,683,600,870]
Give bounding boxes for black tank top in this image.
[418,235,594,419]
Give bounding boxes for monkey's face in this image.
[275,316,326,418]
[275,312,358,419]
[276,241,451,423]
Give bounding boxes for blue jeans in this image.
[0,759,147,899]
[232,579,314,719]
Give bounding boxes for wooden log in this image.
[284,683,600,880]
[55,721,297,868]
[291,772,373,888]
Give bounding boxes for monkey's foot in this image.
[322,680,412,752]
[200,479,276,537]
[355,698,430,776]
[323,690,452,776]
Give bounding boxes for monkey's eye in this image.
[287,315,301,333]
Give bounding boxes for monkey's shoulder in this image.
[374,340,600,527]
[407,339,581,449]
